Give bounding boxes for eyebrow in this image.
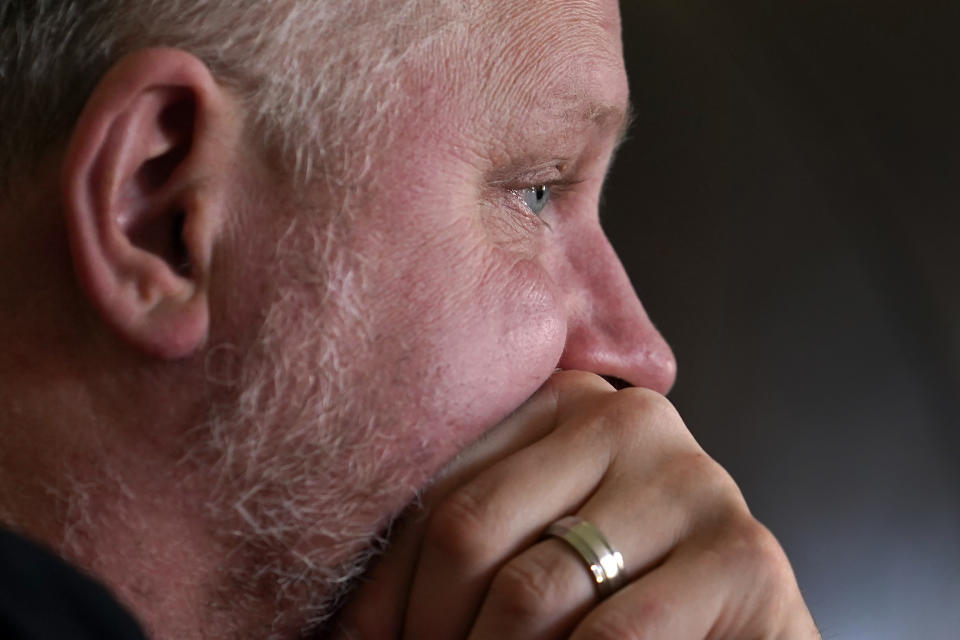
[561,98,635,150]
[485,96,635,182]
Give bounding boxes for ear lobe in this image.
[63,48,239,359]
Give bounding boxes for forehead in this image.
[475,2,625,119]
[472,0,623,61]
[395,0,628,152]
[489,3,622,106]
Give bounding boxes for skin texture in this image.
[0,0,818,638]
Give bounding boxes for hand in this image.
[334,371,820,639]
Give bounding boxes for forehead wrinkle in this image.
[409,1,627,173]
[473,43,626,159]
[478,3,625,131]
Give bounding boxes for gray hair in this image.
[0,0,462,189]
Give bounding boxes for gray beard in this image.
[181,229,432,639]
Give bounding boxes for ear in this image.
[63,47,241,359]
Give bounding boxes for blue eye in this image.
[520,185,551,216]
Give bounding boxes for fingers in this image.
[468,511,816,640]
[464,447,740,640]
[570,518,820,640]
[340,371,617,639]
[396,369,818,640]
[404,378,700,639]
[401,375,619,639]
[462,538,596,640]
[570,546,726,640]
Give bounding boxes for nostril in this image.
[602,375,632,390]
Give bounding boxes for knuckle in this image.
[773,611,823,640]
[692,515,812,637]
[486,550,569,623]
[725,516,797,592]
[424,485,496,566]
[788,612,824,640]
[660,450,746,516]
[697,457,747,509]
[595,386,681,443]
[695,517,809,637]
[613,386,678,422]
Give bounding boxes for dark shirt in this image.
[0,528,146,639]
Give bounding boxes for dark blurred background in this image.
[607,2,960,638]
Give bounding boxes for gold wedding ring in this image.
[544,515,626,599]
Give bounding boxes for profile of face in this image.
[201,0,676,629]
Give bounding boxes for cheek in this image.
[440,255,566,409]
[367,243,566,467]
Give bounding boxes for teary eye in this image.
[520,185,551,216]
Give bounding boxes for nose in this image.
[552,223,677,395]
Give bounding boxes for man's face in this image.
[208,0,675,627]
[337,0,676,466]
